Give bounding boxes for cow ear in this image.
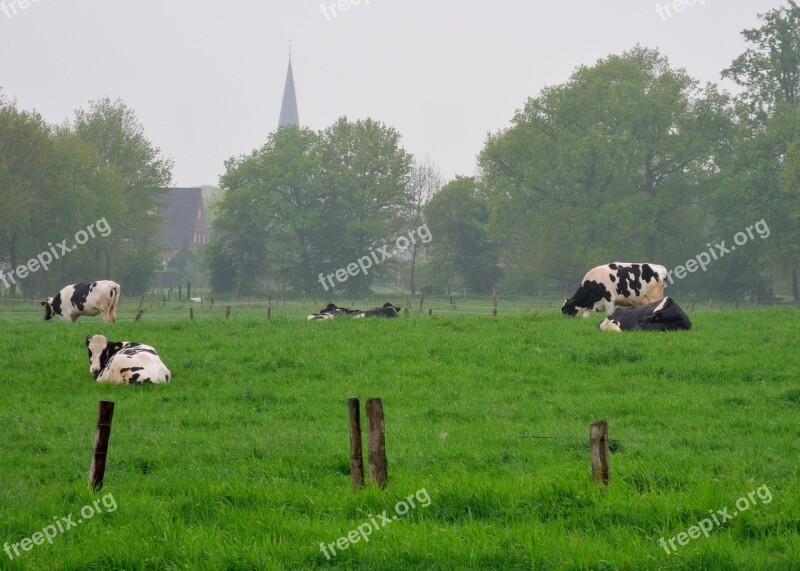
[85,336,91,346]
[41,301,47,306]
[114,343,123,351]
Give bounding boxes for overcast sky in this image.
[0,0,785,187]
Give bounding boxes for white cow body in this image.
[86,335,171,385]
[43,281,120,323]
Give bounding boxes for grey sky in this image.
[0,1,784,186]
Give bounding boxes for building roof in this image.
[159,187,204,251]
[278,59,299,128]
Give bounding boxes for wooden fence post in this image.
[267,307,272,320]
[189,307,194,321]
[347,397,365,488]
[210,297,214,310]
[428,308,433,317]
[365,398,387,489]
[89,401,115,491]
[419,292,424,313]
[225,306,231,320]
[590,420,610,486]
[493,289,498,317]
[135,310,144,322]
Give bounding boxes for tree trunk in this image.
[410,250,417,296]
[8,236,18,297]
[793,267,799,303]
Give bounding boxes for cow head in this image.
[41,295,62,321]
[86,335,123,378]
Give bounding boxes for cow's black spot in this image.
[615,266,643,298]
[609,263,618,270]
[69,282,96,312]
[642,263,658,283]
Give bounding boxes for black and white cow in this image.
[42,281,120,324]
[85,335,171,384]
[561,263,667,318]
[307,303,360,320]
[597,297,692,332]
[354,303,401,318]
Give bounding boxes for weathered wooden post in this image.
[210,297,214,310]
[135,310,144,322]
[89,401,115,491]
[189,307,194,321]
[267,307,272,320]
[347,398,365,488]
[493,289,498,317]
[590,420,610,486]
[428,308,433,317]
[225,306,231,320]
[365,398,387,488]
[419,292,424,313]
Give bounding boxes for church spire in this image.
[278,43,299,128]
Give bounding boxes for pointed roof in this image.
[278,58,299,128]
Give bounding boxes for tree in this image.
[405,157,443,294]
[722,1,800,119]
[480,46,732,294]
[317,117,413,293]
[0,100,55,296]
[424,176,500,294]
[718,3,800,301]
[72,97,173,293]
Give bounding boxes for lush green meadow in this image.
[0,299,798,570]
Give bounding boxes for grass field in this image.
[0,298,798,570]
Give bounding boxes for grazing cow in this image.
[85,335,171,384]
[42,281,120,324]
[307,303,360,320]
[597,297,692,332]
[561,263,667,318]
[354,303,401,318]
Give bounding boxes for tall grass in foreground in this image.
[0,309,798,569]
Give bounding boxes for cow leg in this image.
[651,281,665,301]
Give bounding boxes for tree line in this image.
[210,2,799,301]
[0,96,172,297]
[3,3,798,301]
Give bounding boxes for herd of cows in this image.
[36,262,691,385]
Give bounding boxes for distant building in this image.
[278,56,299,128]
[159,187,208,261]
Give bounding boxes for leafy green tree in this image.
[717,3,800,300]
[72,97,173,293]
[480,46,732,294]
[424,176,500,294]
[404,157,443,294]
[318,117,412,293]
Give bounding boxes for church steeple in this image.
[278,45,299,128]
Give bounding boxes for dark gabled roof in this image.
[159,188,204,251]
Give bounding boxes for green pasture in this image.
[0,301,798,570]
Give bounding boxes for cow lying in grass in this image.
[597,297,692,332]
[42,280,120,323]
[562,263,667,318]
[85,335,171,384]
[307,302,401,320]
